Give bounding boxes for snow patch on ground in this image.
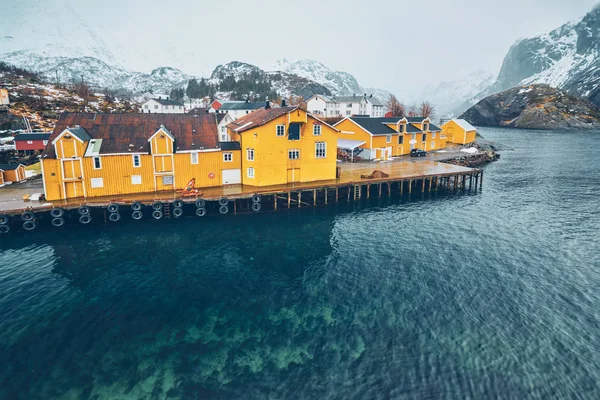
[461,147,479,154]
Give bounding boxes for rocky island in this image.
[460,84,600,130]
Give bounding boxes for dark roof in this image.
[66,126,92,142]
[0,164,23,171]
[42,113,221,159]
[406,116,427,123]
[429,123,442,132]
[219,142,241,151]
[13,133,51,141]
[227,106,299,133]
[220,101,266,111]
[405,124,422,133]
[152,98,184,106]
[347,117,404,135]
[216,114,227,123]
[187,107,209,115]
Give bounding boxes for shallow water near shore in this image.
[1,127,600,399]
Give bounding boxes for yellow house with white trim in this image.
[441,119,477,145]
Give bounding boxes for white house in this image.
[216,100,276,120]
[306,94,384,118]
[216,113,234,142]
[141,97,185,114]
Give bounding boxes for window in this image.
[43,140,48,145]
[93,156,102,169]
[315,142,327,159]
[247,148,254,161]
[162,175,174,185]
[221,126,226,132]
[431,141,435,149]
[223,152,233,162]
[398,136,404,145]
[313,124,322,136]
[27,140,33,144]
[401,125,406,133]
[386,135,392,143]
[90,177,104,188]
[144,105,149,109]
[432,131,436,139]
[276,124,285,136]
[132,154,141,168]
[346,110,351,115]
[424,123,429,131]
[288,149,300,160]
[422,133,427,142]
[247,167,254,178]
[154,105,158,109]
[131,175,142,185]
[347,103,352,108]
[190,152,198,165]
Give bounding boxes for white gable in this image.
[454,119,476,132]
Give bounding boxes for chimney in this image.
[265,100,271,109]
[281,99,286,107]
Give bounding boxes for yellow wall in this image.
[232,110,337,186]
[2,166,25,183]
[442,120,476,145]
[42,150,241,200]
[335,119,373,150]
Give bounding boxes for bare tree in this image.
[286,94,306,108]
[419,101,436,119]
[407,104,418,117]
[386,95,406,117]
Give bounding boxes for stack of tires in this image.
[0,214,10,234]
[195,198,206,217]
[107,203,121,222]
[50,208,65,228]
[78,206,92,225]
[252,194,261,213]
[152,202,163,220]
[219,197,229,215]
[21,211,36,231]
[131,202,143,220]
[172,200,184,218]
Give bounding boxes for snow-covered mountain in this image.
[417,70,496,116]
[458,4,600,115]
[274,59,392,101]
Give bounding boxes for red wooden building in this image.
[13,133,51,154]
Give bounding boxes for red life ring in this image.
[208,172,215,179]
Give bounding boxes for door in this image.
[222,169,241,184]
[287,168,300,183]
[386,147,392,160]
[62,159,83,180]
[64,181,84,198]
[156,175,175,191]
[154,155,174,173]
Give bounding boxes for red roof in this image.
[211,100,222,110]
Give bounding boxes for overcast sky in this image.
[4,0,600,95]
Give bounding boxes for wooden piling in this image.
[409,180,412,195]
[298,191,301,208]
[480,171,484,190]
[367,184,370,199]
[274,194,278,210]
[422,178,426,192]
[313,189,317,205]
[400,180,403,196]
[324,188,328,205]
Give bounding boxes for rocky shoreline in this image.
[442,141,501,168]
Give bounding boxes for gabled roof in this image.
[219,142,241,151]
[344,117,404,135]
[428,123,442,132]
[220,101,266,111]
[43,113,222,159]
[13,133,51,141]
[406,116,428,123]
[65,126,92,142]
[227,106,299,133]
[452,119,477,132]
[405,124,423,133]
[149,98,184,107]
[365,96,384,106]
[0,163,24,171]
[333,96,366,103]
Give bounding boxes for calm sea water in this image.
[1,128,600,400]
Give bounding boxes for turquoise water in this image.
[1,128,600,399]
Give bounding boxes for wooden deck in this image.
[0,159,480,214]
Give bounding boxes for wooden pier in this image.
[0,160,483,234]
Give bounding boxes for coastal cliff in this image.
[460,84,600,130]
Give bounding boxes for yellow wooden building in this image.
[226,106,339,186]
[334,116,446,160]
[0,164,26,183]
[440,119,477,145]
[41,113,241,200]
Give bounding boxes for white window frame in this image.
[190,152,199,165]
[90,177,104,188]
[432,131,436,139]
[27,140,33,144]
[132,154,141,168]
[288,149,300,160]
[223,152,233,162]
[247,167,254,178]
[315,142,327,159]
[386,135,392,143]
[431,141,435,149]
[247,148,254,161]
[313,124,322,136]
[131,175,142,185]
[93,156,102,170]
[276,124,285,136]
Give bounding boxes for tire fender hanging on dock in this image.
[252,203,261,212]
[219,205,229,215]
[172,207,183,218]
[78,206,90,215]
[195,199,205,208]
[79,214,92,224]
[50,208,64,218]
[51,217,65,227]
[152,210,163,220]
[132,211,143,220]
[196,208,206,217]
[21,211,35,221]
[0,215,9,225]
[219,197,228,206]
[107,204,120,213]
[108,213,121,222]
[173,200,184,209]
[152,202,163,211]
[252,194,261,203]
[131,202,143,211]
[22,220,36,231]
[0,225,10,234]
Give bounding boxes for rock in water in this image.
[460,84,600,130]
